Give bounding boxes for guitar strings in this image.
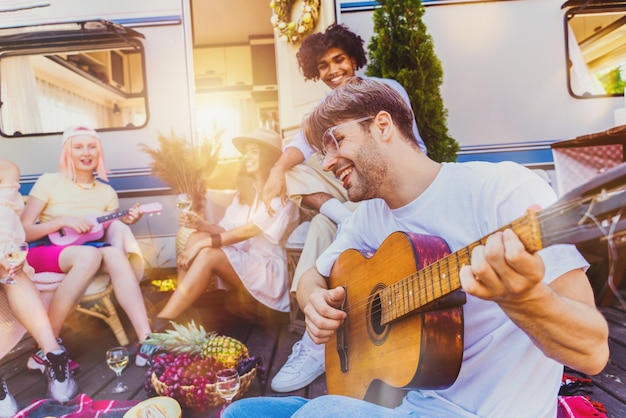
[337,200,576,323]
[337,192,625,327]
[343,262,484,330]
[337,251,467,324]
[532,189,626,304]
[584,208,626,310]
[338,205,549,321]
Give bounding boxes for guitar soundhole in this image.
[367,286,390,345]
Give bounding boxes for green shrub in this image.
[366,0,459,162]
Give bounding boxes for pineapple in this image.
[201,333,249,369]
[147,320,249,368]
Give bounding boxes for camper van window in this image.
[566,7,626,98]
[0,21,148,137]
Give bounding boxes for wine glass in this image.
[215,368,240,416]
[106,346,129,393]
[175,193,192,213]
[1,241,28,285]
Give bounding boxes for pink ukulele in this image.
[48,202,162,246]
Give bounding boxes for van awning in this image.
[562,0,626,9]
[0,20,144,57]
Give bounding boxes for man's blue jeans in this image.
[222,395,411,418]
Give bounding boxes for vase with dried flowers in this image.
[141,132,222,262]
[141,131,221,215]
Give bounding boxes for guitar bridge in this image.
[337,287,349,372]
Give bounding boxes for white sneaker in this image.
[270,340,325,392]
[0,379,18,418]
[135,338,162,367]
[45,352,79,403]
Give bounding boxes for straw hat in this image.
[232,127,282,155]
[62,126,100,144]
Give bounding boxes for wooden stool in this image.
[75,274,129,346]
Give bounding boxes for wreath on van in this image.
[270,0,320,44]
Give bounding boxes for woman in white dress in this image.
[154,128,300,328]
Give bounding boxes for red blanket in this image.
[558,373,607,418]
[14,393,140,418]
[558,395,607,418]
[15,377,608,418]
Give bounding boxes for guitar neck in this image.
[96,209,130,225]
[380,210,543,325]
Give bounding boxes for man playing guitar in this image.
[224,79,610,417]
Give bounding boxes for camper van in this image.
[340,0,626,170]
[1,0,626,267]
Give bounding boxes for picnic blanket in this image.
[13,374,608,417]
[558,373,607,418]
[558,396,607,418]
[16,392,606,418]
[14,393,140,418]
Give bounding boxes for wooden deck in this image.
[1,281,327,418]
[2,280,626,417]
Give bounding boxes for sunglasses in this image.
[317,116,374,163]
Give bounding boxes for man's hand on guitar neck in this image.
[460,228,608,375]
[460,229,546,304]
[302,285,347,345]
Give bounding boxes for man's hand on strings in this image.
[303,286,347,344]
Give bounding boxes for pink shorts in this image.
[26,245,65,273]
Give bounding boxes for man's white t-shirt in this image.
[316,161,589,418]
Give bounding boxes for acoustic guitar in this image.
[326,162,626,400]
[48,202,163,246]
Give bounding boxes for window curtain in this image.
[36,77,111,132]
[0,56,42,135]
[1,55,111,135]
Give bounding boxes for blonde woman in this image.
[21,126,155,367]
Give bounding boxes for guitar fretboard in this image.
[96,209,129,224]
[379,211,543,325]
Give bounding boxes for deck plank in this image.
[591,303,626,418]
[1,283,625,417]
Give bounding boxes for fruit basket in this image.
[144,321,263,412]
[150,362,256,409]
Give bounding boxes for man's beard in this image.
[346,139,388,202]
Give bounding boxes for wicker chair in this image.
[23,194,130,345]
[33,271,129,346]
[75,273,129,345]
